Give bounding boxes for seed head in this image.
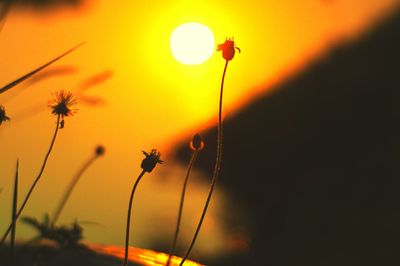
[49,90,77,119]
[95,145,106,157]
[190,133,204,151]
[0,105,10,126]
[217,38,241,61]
[141,149,163,173]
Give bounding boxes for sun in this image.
[170,22,215,65]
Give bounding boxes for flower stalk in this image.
[122,150,163,266]
[179,39,240,265]
[166,134,204,266]
[51,145,105,227]
[0,91,77,245]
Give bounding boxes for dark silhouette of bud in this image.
[95,145,105,156]
[190,133,205,151]
[217,38,241,61]
[141,149,163,173]
[0,105,10,126]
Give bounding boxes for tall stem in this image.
[179,60,229,265]
[0,115,61,245]
[51,154,97,227]
[166,150,199,266]
[122,170,146,266]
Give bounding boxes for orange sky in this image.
[0,0,398,257]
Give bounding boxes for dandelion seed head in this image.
[49,90,77,118]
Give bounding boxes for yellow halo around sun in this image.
[170,22,215,65]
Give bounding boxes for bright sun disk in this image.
[170,22,215,65]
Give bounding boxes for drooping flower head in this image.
[217,38,241,61]
[141,149,163,173]
[190,133,205,151]
[0,105,10,126]
[49,90,77,119]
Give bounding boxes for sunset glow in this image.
[0,0,398,263]
[89,244,203,266]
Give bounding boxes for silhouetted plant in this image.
[51,145,106,227]
[0,105,10,126]
[179,38,240,265]
[166,134,204,266]
[122,149,163,266]
[0,90,78,245]
[0,43,84,95]
[21,214,83,248]
[10,160,19,266]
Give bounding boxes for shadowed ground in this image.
[0,243,203,266]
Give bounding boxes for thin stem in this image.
[10,160,19,266]
[0,115,61,246]
[166,150,199,266]
[51,154,98,227]
[122,170,146,266]
[179,60,229,266]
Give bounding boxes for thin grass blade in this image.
[0,42,85,95]
[0,1,12,33]
[10,159,19,266]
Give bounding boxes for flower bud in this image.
[141,149,163,173]
[190,133,204,151]
[217,38,241,61]
[95,145,106,156]
[0,105,10,126]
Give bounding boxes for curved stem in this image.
[166,150,199,266]
[0,115,61,246]
[51,154,98,227]
[179,60,229,266]
[122,170,146,266]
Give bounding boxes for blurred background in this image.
[0,0,399,265]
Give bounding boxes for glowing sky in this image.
[0,0,398,257]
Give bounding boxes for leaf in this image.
[0,42,85,95]
[0,1,11,34]
[21,216,41,230]
[10,159,19,263]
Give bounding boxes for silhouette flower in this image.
[51,145,106,227]
[166,134,204,266]
[0,91,78,245]
[95,145,106,156]
[49,90,77,119]
[0,105,10,125]
[180,39,240,266]
[217,38,241,61]
[122,149,163,266]
[141,149,163,173]
[190,133,205,151]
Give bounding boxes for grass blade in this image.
[0,42,85,95]
[10,159,19,266]
[0,1,11,34]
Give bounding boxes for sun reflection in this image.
[89,243,204,266]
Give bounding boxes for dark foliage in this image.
[22,214,83,248]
